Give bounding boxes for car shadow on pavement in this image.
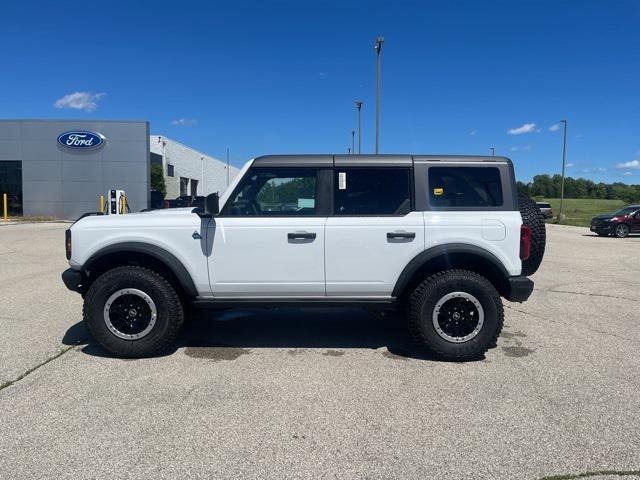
[62,307,470,362]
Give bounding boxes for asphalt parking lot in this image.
[0,222,638,480]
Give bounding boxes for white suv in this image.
[62,155,545,361]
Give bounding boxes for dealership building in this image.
[0,119,238,219]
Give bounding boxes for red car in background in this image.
[590,205,640,237]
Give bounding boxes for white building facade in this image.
[150,135,239,199]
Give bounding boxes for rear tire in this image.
[83,266,184,358]
[407,270,503,361]
[518,196,546,276]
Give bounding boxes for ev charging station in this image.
[107,190,127,215]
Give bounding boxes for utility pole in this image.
[351,130,355,155]
[355,101,363,154]
[490,147,495,157]
[374,36,384,154]
[557,120,568,223]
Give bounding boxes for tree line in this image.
[517,174,640,203]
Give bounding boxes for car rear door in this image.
[208,164,331,297]
[324,157,425,297]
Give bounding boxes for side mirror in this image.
[204,192,220,216]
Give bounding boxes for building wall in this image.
[0,120,149,219]
[149,135,239,199]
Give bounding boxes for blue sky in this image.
[1,0,639,183]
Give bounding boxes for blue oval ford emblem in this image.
[57,131,106,150]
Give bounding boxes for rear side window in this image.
[428,167,503,208]
[334,168,411,215]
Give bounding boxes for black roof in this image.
[252,154,512,167]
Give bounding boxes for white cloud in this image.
[566,163,574,168]
[508,123,537,135]
[615,160,640,169]
[510,145,532,152]
[548,123,560,132]
[54,91,105,112]
[171,118,197,126]
[623,171,632,176]
[469,130,476,136]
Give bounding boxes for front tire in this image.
[83,266,184,357]
[407,270,503,361]
[614,224,630,238]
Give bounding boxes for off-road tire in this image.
[614,224,630,238]
[83,266,184,358]
[518,196,546,276]
[407,269,503,361]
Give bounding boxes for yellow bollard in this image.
[3,193,7,222]
[99,195,104,214]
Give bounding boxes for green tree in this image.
[150,164,166,197]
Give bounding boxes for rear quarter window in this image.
[428,167,503,208]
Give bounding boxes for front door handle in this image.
[387,231,416,240]
[288,232,316,240]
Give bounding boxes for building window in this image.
[190,179,199,197]
[334,168,411,216]
[180,177,189,196]
[167,164,175,177]
[428,167,503,208]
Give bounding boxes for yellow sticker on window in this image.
[433,187,444,196]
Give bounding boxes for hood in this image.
[592,214,615,221]
[140,207,195,215]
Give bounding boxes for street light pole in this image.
[351,130,355,155]
[355,101,363,154]
[200,155,204,195]
[557,119,568,223]
[226,147,230,187]
[354,100,362,155]
[490,147,495,157]
[374,36,384,154]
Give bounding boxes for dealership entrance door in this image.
[0,161,23,216]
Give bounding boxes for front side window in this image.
[429,167,503,208]
[334,168,411,215]
[225,168,318,216]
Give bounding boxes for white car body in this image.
[68,156,523,301]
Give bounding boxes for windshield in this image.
[609,206,638,216]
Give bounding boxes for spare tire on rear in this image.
[518,196,546,276]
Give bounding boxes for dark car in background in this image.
[536,202,553,219]
[590,205,640,238]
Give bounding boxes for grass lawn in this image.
[540,198,625,227]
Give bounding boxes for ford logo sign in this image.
[57,131,106,150]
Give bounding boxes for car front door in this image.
[324,162,425,297]
[208,166,329,297]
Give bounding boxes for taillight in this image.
[520,224,531,261]
[65,229,72,260]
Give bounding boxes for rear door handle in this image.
[288,232,316,240]
[387,231,416,240]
